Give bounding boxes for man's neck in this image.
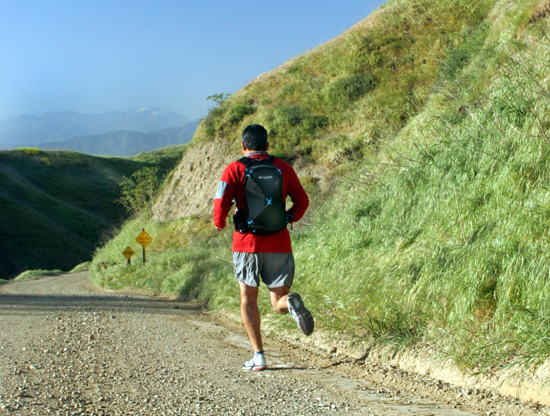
[244,150,269,157]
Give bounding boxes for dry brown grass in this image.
[529,0,550,22]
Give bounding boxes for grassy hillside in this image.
[196,0,496,164]
[0,146,186,279]
[91,0,550,372]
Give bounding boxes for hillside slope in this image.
[92,0,550,402]
[154,0,496,219]
[0,147,186,279]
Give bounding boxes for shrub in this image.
[441,23,490,80]
[202,93,230,139]
[118,167,160,218]
[279,83,296,98]
[324,73,376,106]
[273,105,328,132]
[17,147,41,155]
[285,65,302,74]
[274,104,305,127]
[228,104,256,125]
[268,105,329,150]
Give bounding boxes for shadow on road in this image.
[266,366,308,371]
[0,293,196,316]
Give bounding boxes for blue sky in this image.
[0,1,386,121]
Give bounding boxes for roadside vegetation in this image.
[14,269,63,281]
[0,146,187,280]
[90,217,237,308]
[91,0,550,373]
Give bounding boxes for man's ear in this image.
[266,142,269,151]
[241,142,247,153]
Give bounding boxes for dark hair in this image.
[241,124,268,151]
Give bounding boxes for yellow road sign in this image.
[122,246,135,259]
[136,229,153,247]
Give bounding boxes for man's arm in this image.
[213,164,238,230]
[286,168,309,223]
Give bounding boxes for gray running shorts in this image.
[233,252,295,289]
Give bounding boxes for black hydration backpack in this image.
[233,156,287,235]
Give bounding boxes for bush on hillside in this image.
[118,167,160,218]
[202,93,230,139]
[17,147,41,155]
[324,73,377,106]
[441,23,490,81]
[228,104,256,125]
[264,105,329,156]
[270,105,328,137]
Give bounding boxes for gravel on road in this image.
[0,272,547,416]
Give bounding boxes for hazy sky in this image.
[0,1,386,121]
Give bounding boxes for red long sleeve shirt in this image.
[213,153,309,253]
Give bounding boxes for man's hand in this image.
[215,222,227,231]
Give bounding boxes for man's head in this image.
[241,124,268,151]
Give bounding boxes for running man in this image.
[213,124,314,371]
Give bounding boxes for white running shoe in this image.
[242,353,267,371]
[287,292,314,336]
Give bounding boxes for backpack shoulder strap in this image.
[237,156,252,167]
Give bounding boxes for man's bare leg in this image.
[272,286,315,336]
[239,282,263,352]
[269,285,290,314]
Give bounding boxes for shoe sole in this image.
[287,293,314,336]
[243,365,268,371]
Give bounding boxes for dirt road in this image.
[0,273,546,416]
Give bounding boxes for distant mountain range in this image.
[42,121,199,156]
[0,107,192,149]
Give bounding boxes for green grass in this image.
[130,145,187,175]
[0,147,186,280]
[14,269,63,281]
[91,0,550,373]
[283,1,550,370]
[70,262,91,272]
[90,217,238,308]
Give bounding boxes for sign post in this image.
[135,229,153,263]
[122,246,135,265]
